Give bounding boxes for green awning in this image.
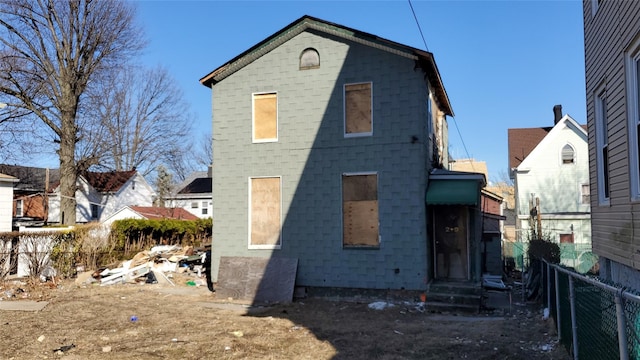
[426,179,479,205]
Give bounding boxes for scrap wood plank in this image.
[101,263,150,285]
[216,256,298,304]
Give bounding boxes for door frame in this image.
[432,205,470,280]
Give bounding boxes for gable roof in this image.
[508,115,587,171]
[508,127,553,170]
[200,15,453,116]
[0,172,18,183]
[82,170,137,193]
[177,177,212,194]
[0,164,59,192]
[172,170,208,196]
[129,206,199,221]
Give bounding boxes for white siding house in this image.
[165,170,212,219]
[0,173,18,232]
[98,172,155,221]
[48,170,155,223]
[510,111,592,270]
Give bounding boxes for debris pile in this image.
[76,245,209,287]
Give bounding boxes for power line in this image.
[451,116,474,170]
[408,0,429,52]
[407,0,474,172]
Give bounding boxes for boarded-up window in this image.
[344,83,372,136]
[342,173,379,247]
[250,177,281,248]
[253,93,277,142]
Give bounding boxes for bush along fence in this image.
[503,241,596,274]
[0,218,212,281]
[539,259,640,360]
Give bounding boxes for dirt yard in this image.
[0,276,570,360]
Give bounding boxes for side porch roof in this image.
[426,169,486,206]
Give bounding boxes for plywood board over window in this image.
[250,177,281,248]
[344,83,372,136]
[253,93,278,142]
[342,173,379,247]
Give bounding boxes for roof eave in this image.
[200,15,453,116]
[414,50,454,117]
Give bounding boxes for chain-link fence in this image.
[503,241,596,273]
[540,259,640,360]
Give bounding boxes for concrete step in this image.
[423,301,480,314]
[428,282,482,296]
[425,281,482,314]
[426,292,482,305]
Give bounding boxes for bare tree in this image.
[194,131,213,169]
[153,164,173,207]
[0,0,143,224]
[84,65,193,177]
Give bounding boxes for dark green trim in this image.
[426,179,479,205]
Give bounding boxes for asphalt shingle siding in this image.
[211,30,431,290]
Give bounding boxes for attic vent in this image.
[300,48,319,69]
[562,144,575,164]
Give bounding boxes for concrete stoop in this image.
[425,281,482,314]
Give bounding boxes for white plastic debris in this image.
[542,308,550,320]
[368,301,395,310]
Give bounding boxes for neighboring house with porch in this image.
[200,15,486,299]
[508,106,592,271]
[0,173,18,232]
[0,165,59,228]
[48,170,155,223]
[583,0,640,289]
[165,167,212,219]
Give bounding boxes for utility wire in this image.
[408,0,475,173]
[408,0,429,52]
[451,115,475,171]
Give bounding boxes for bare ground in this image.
[0,276,570,360]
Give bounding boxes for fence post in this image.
[547,261,551,309]
[554,267,562,341]
[569,276,579,360]
[541,260,545,306]
[614,289,629,360]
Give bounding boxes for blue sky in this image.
[134,0,586,182]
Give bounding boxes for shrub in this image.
[527,238,560,264]
[109,218,212,258]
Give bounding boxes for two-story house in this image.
[508,106,592,270]
[165,167,212,219]
[200,15,486,297]
[48,170,155,223]
[583,0,640,289]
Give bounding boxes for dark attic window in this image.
[300,48,320,69]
